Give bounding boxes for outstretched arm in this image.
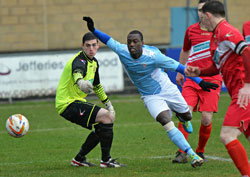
[176,64,202,83]
[83,16,111,44]
[184,63,219,77]
[200,63,219,76]
[157,53,219,92]
[176,63,219,92]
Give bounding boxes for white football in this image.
[6,114,29,138]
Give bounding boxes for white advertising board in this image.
[0,50,124,99]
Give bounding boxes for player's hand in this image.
[77,79,93,94]
[83,16,95,32]
[176,73,185,87]
[105,101,115,116]
[237,83,250,109]
[199,80,219,92]
[185,66,200,77]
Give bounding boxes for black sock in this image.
[75,130,99,162]
[95,123,113,162]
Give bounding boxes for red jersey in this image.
[183,22,222,81]
[210,20,246,98]
[243,21,250,46]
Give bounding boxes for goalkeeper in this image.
[83,16,219,168]
[55,32,125,168]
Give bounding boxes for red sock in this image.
[196,123,212,153]
[226,139,250,176]
[177,122,189,153]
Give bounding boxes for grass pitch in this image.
[0,93,249,177]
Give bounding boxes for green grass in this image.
[0,93,249,177]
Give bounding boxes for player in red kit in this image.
[185,1,250,176]
[173,0,222,163]
[243,21,250,46]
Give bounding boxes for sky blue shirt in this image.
[92,28,202,95]
[107,38,180,95]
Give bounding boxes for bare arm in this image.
[179,49,190,65]
[176,49,190,86]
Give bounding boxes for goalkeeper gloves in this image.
[77,79,93,94]
[105,100,115,116]
[199,80,219,92]
[83,16,95,32]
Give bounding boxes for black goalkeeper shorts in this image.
[60,100,101,130]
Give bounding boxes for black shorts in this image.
[60,100,101,130]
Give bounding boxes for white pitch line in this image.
[0,122,157,134]
[124,155,250,163]
[0,98,141,109]
[205,155,233,162]
[1,154,248,166]
[0,117,225,135]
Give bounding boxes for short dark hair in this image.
[128,30,143,41]
[198,0,212,4]
[82,32,98,44]
[202,1,225,17]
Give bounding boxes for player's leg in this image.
[157,111,203,168]
[60,101,101,167]
[196,83,220,160]
[175,110,193,133]
[195,111,213,161]
[174,106,193,163]
[166,88,205,167]
[94,107,125,168]
[220,98,250,176]
[177,82,199,135]
[220,126,250,176]
[143,95,203,168]
[72,130,99,167]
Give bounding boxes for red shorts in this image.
[223,98,250,138]
[182,79,222,112]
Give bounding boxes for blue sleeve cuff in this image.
[188,77,202,84]
[93,29,111,44]
[176,64,185,75]
[176,64,202,84]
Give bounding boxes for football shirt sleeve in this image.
[93,29,111,44]
[223,29,247,55]
[200,63,219,76]
[92,61,109,103]
[183,27,191,52]
[241,46,250,83]
[93,28,124,56]
[93,83,109,104]
[156,52,202,84]
[72,57,87,83]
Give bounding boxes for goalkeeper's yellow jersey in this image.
[55,51,109,114]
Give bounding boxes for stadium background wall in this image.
[0,0,249,53]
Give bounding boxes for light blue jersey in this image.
[89,28,205,163]
[92,28,202,95]
[107,38,180,96]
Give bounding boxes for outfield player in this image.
[55,32,125,168]
[83,16,220,168]
[243,20,250,46]
[185,1,250,176]
[173,0,222,163]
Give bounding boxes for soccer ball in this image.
[6,114,29,138]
